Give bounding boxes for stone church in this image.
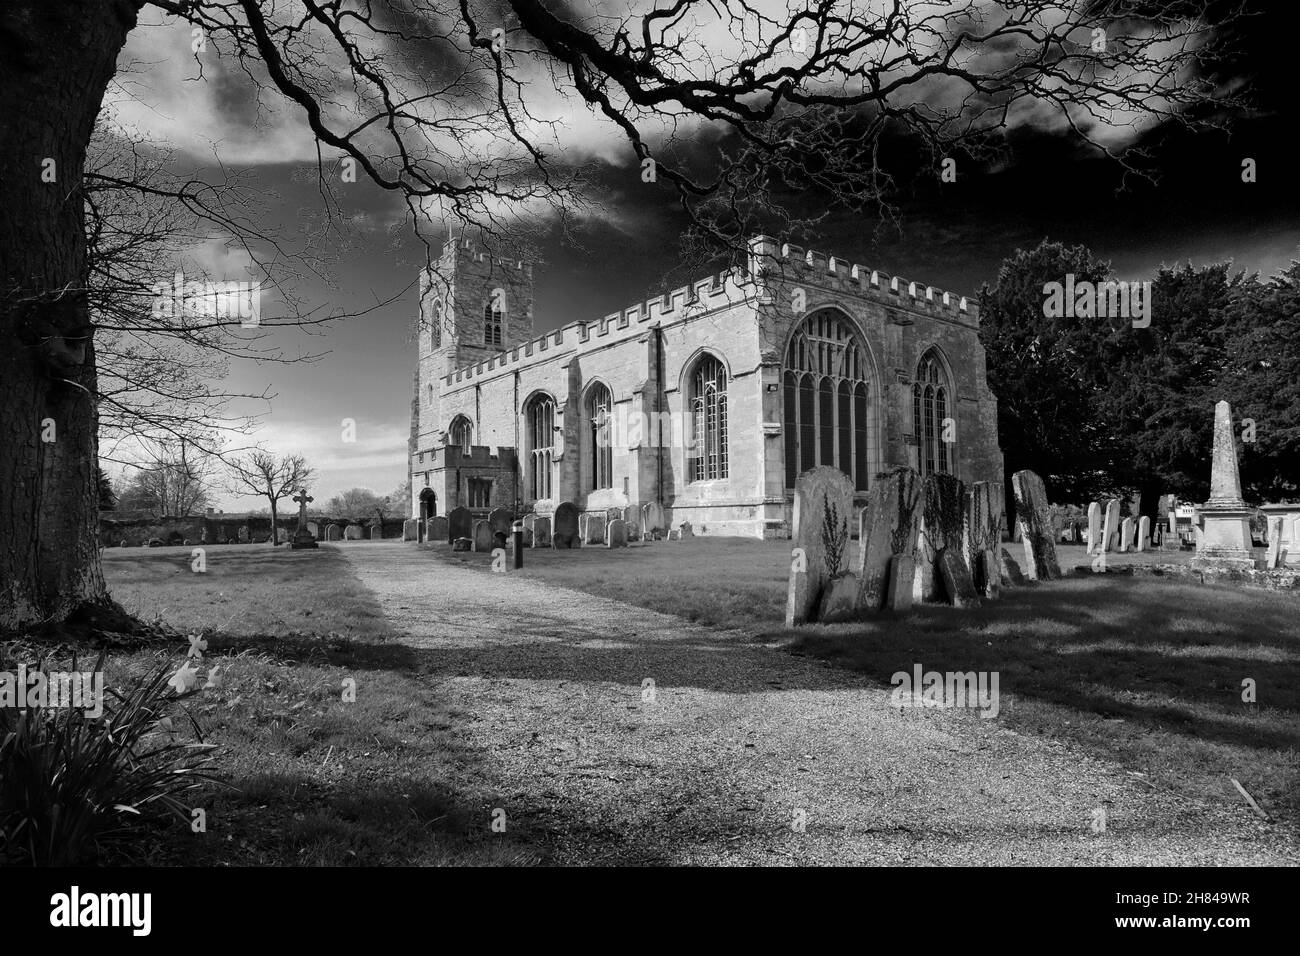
[408,236,1003,538]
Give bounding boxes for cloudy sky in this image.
[102,1,1300,511]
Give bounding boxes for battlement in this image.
[414,443,517,470]
[435,236,531,275]
[748,235,972,317]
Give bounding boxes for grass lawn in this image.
[436,536,1300,825]
[21,545,540,866]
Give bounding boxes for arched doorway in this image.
[418,487,437,520]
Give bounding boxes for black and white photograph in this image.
[1,0,1296,927]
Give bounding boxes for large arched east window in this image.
[448,415,473,455]
[913,350,953,477]
[526,394,556,500]
[783,310,874,490]
[690,353,728,481]
[587,383,613,491]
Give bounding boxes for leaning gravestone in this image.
[428,516,449,543]
[447,506,473,543]
[488,508,514,539]
[1119,517,1134,553]
[473,520,493,552]
[1137,516,1151,552]
[1266,516,1283,569]
[939,550,981,608]
[854,466,922,615]
[1102,499,1120,552]
[963,480,1003,600]
[914,473,966,603]
[552,501,579,549]
[785,466,856,627]
[1087,502,1102,554]
[579,512,606,545]
[344,525,363,541]
[524,514,551,548]
[1012,469,1061,580]
[607,519,628,548]
[999,547,1025,585]
[324,524,342,541]
[641,501,666,540]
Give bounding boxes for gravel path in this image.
[340,542,1295,866]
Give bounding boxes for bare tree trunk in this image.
[0,0,140,630]
[270,500,279,546]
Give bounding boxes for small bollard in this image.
[512,521,524,569]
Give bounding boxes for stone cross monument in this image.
[1192,401,1254,569]
[290,488,319,550]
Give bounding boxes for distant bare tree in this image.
[116,441,215,517]
[226,453,313,545]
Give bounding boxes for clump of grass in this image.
[0,654,221,865]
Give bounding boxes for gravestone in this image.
[290,489,319,549]
[307,521,319,538]
[1194,400,1254,570]
[344,525,363,541]
[1137,516,1151,552]
[963,480,1003,600]
[1012,469,1061,580]
[488,508,514,539]
[622,507,641,542]
[473,520,493,552]
[369,522,384,541]
[325,524,342,541]
[403,518,419,541]
[1266,516,1283,570]
[886,554,915,612]
[641,501,666,540]
[1087,502,1102,554]
[452,537,472,552]
[275,527,291,544]
[524,514,551,548]
[607,519,628,548]
[817,576,860,624]
[854,466,922,615]
[785,466,856,627]
[914,472,965,603]
[1102,499,1120,552]
[552,501,579,548]
[428,516,449,543]
[1119,517,1134,553]
[447,506,473,543]
[237,526,250,544]
[679,521,694,539]
[938,550,980,608]
[579,512,606,545]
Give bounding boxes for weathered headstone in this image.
[237,526,250,544]
[325,524,342,541]
[1119,517,1134,553]
[552,501,579,548]
[817,576,860,623]
[1087,502,1102,554]
[403,518,419,541]
[785,466,856,627]
[473,520,494,552]
[914,473,965,603]
[343,525,362,541]
[447,506,473,543]
[488,508,514,539]
[428,516,449,543]
[452,536,472,552]
[1012,470,1061,580]
[679,520,694,539]
[579,512,606,545]
[1102,499,1120,553]
[622,507,641,542]
[369,521,383,541]
[641,501,666,540]
[1266,516,1283,570]
[938,549,981,608]
[607,519,628,548]
[306,521,319,538]
[523,514,551,548]
[1137,516,1151,552]
[854,466,922,615]
[963,480,1003,600]
[886,554,915,612]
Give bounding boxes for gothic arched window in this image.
[430,300,442,348]
[782,310,875,490]
[690,353,728,481]
[483,298,504,348]
[526,394,556,501]
[587,383,613,491]
[449,415,473,455]
[913,350,953,477]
